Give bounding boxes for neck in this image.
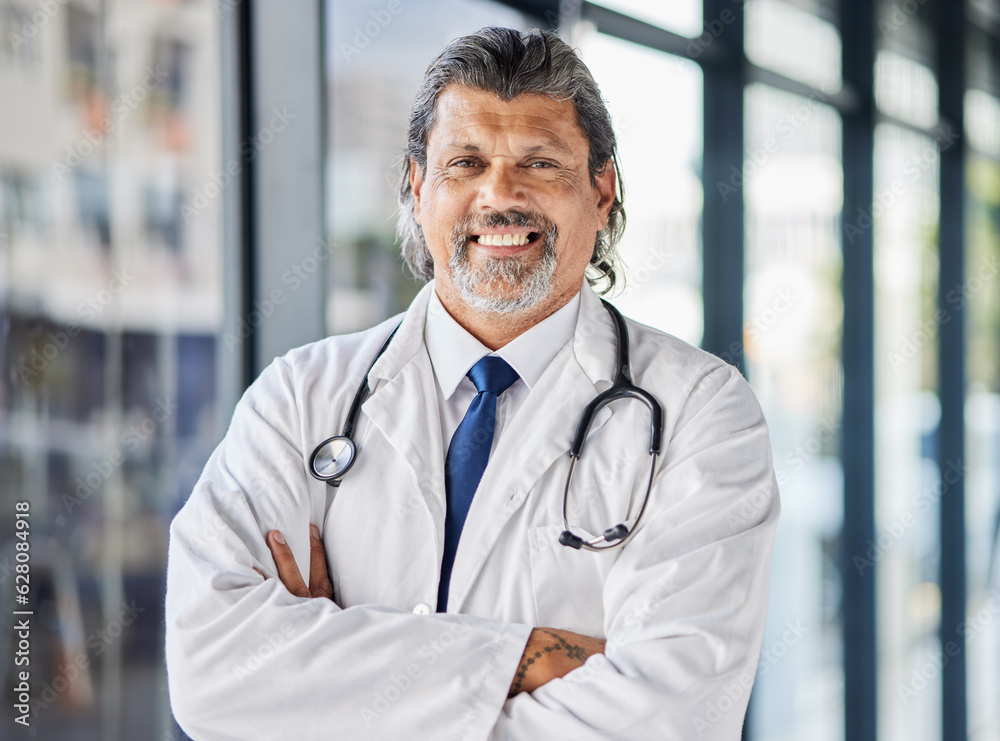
[434,282,581,351]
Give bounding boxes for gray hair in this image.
[396,27,626,293]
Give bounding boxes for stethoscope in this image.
[308,300,663,551]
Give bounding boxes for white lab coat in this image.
[165,281,780,741]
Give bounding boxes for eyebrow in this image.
[439,139,572,156]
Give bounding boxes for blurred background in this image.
[0,0,997,739]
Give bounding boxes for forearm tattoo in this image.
[510,629,588,697]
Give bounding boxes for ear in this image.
[593,161,616,229]
[409,158,424,223]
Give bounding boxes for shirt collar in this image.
[424,288,581,400]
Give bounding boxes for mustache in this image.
[451,210,557,238]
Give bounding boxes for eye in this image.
[528,160,556,169]
[451,158,482,168]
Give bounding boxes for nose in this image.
[476,162,529,212]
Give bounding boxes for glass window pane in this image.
[964,147,1000,741]
[324,0,527,334]
[0,2,223,738]
[574,29,704,344]
[875,51,939,130]
[873,122,941,741]
[589,0,702,38]
[966,16,1000,104]
[746,0,842,93]
[743,82,845,741]
[965,89,1000,159]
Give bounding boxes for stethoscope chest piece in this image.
[309,435,357,484]
[308,321,401,488]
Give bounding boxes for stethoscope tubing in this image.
[308,299,664,550]
[560,452,658,551]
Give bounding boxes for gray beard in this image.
[448,215,558,315]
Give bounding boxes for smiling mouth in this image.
[471,232,541,247]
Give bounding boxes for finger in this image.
[266,530,310,599]
[308,524,335,601]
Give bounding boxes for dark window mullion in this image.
[745,63,861,116]
[840,1,878,740]
[701,0,745,376]
[936,0,968,738]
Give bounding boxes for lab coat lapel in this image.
[361,285,448,538]
[448,285,619,611]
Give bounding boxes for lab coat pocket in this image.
[528,525,615,638]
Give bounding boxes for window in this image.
[576,30,704,343]
[743,81,845,740]
[963,19,1000,740]
[0,1,222,737]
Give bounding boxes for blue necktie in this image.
[437,356,519,612]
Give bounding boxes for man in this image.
[166,27,779,740]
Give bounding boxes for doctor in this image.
[166,27,779,740]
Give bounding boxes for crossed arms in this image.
[256,526,606,698]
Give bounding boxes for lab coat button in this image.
[412,603,432,615]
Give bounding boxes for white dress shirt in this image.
[423,289,581,458]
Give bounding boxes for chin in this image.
[457,280,552,315]
[450,248,557,315]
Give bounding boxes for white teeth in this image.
[475,233,530,246]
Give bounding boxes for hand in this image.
[508,627,605,697]
[255,525,335,601]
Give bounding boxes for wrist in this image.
[508,627,605,697]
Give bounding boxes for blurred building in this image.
[0,0,222,738]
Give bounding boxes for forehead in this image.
[427,84,588,155]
